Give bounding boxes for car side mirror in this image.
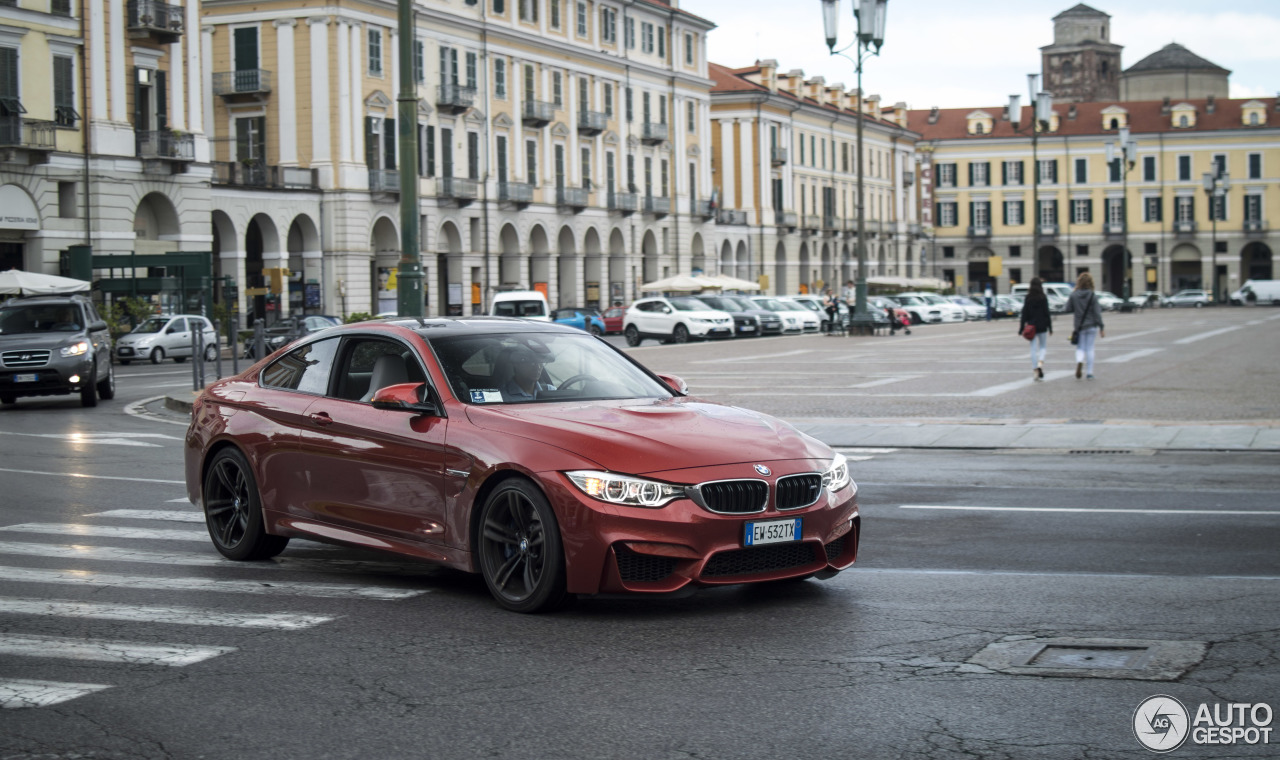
[655,373,688,395]
[370,382,441,416]
[88,320,108,332]
[662,306,672,314]
[166,327,176,334]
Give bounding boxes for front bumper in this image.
[542,462,860,596]
[0,357,95,397]
[689,323,734,339]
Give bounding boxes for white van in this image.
[1230,280,1280,306]
[1010,282,1073,313]
[490,290,550,321]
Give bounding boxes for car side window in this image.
[260,337,339,394]
[332,337,428,402]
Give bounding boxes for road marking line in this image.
[123,396,191,427]
[900,505,1280,516]
[0,467,185,485]
[0,678,111,709]
[849,376,920,389]
[116,370,193,377]
[1104,327,1169,342]
[0,634,235,667]
[86,510,204,523]
[1102,348,1164,364]
[854,568,1280,581]
[692,349,813,364]
[0,431,163,448]
[966,370,1075,396]
[0,566,428,600]
[141,382,196,389]
[833,447,899,454]
[0,541,441,575]
[0,597,333,629]
[0,524,208,541]
[1175,325,1244,345]
[167,497,191,503]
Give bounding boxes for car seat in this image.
[360,353,409,402]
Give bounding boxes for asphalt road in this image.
[0,310,1277,759]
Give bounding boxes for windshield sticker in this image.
[470,389,503,404]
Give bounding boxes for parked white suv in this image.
[892,293,966,324]
[623,297,734,346]
[116,314,220,364]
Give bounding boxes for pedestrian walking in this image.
[1018,278,1053,381]
[822,288,839,335]
[984,284,995,322]
[1064,271,1105,380]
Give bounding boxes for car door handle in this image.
[308,411,333,426]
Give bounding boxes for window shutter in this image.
[1002,201,1008,226]
[1017,161,1024,185]
[1001,161,1007,186]
[384,118,396,170]
[968,163,973,187]
[1086,199,1092,224]
[968,201,975,226]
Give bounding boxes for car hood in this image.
[464,398,830,475]
[0,332,85,350]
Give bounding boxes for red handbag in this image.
[1021,324,1036,341]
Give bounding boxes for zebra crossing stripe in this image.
[0,597,332,629]
[86,510,205,523]
[0,541,441,575]
[0,634,234,667]
[0,524,209,541]
[0,678,111,709]
[0,566,427,600]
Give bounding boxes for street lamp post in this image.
[821,0,887,335]
[1008,76,1052,285]
[396,0,424,317]
[1203,167,1230,303]
[1107,126,1137,298]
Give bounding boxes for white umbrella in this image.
[639,274,716,291]
[699,273,762,291]
[0,270,91,296]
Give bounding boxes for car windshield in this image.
[894,295,924,305]
[725,296,758,311]
[429,331,673,405]
[669,297,710,312]
[921,295,949,305]
[132,317,169,334]
[794,300,822,312]
[0,303,83,335]
[953,297,980,306]
[493,300,546,318]
[695,297,736,311]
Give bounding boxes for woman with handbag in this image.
[1064,271,1106,380]
[1018,278,1053,381]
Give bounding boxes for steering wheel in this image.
[556,374,596,392]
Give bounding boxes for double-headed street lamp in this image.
[1203,167,1230,303]
[821,0,887,334]
[1107,126,1137,298]
[1008,76,1052,285]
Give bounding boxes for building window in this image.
[1248,153,1262,179]
[657,26,665,59]
[686,101,694,133]
[1249,112,1260,126]
[524,0,542,24]
[1074,157,1087,184]
[1244,194,1262,222]
[1106,198,1124,225]
[1175,196,1194,223]
[526,139,538,182]
[576,1,587,37]
[413,40,425,83]
[603,83,613,118]
[1003,160,1023,185]
[937,201,957,227]
[523,64,535,102]
[937,163,956,188]
[624,86,632,121]
[624,17,634,48]
[685,33,694,65]
[440,47,459,87]
[466,52,477,89]
[1210,194,1226,222]
[367,29,382,75]
[552,72,562,106]
[641,22,654,53]
[601,7,616,43]
[1178,155,1191,181]
[1178,115,1188,128]
[57,181,76,217]
[1109,158,1122,183]
[660,158,668,196]
[1212,154,1226,177]
[1072,198,1092,225]
[494,59,506,99]
[1076,244,1089,259]
[1009,245,1022,258]
[942,246,955,259]
[1039,199,1057,226]
[52,56,79,127]
[1143,196,1161,222]
[420,125,435,177]
[971,201,990,228]
[1037,159,1058,184]
[1004,200,1024,226]
[970,161,989,187]
[582,146,592,188]
[1143,155,1156,182]
[578,77,589,113]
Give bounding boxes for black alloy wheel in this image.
[478,479,569,613]
[673,324,690,343]
[80,363,98,407]
[203,448,289,561]
[97,360,115,400]
[624,325,641,347]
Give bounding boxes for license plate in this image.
[744,518,801,547]
[118,347,134,356]
[14,373,37,383]
[741,325,756,331]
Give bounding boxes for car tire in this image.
[1195,302,1203,308]
[97,360,115,401]
[204,344,218,362]
[80,364,98,407]
[673,324,689,344]
[624,325,641,347]
[0,394,14,406]
[203,447,290,561]
[120,359,131,366]
[174,355,187,363]
[476,478,569,613]
[150,347,165,364]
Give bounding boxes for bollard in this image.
[190,327,201,391]
[213,326,223,380]
[253,321,266,361]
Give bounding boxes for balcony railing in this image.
[1038,223,1059,239]
[776,211,798,228]
[967,224,991,239]
[437,84,476,114]
[771,147,787,166]
[0,116,56,152]
[903,170,915,186]
[498,181,534,204]
[802,215,822,230]
[717,209,748,225]
[823,216,840,231]
[1173,220,1196,236]
[212,162,320,190]
[608,191,637,214]
[694,200,715,219]
[557,185,588,208]
[135,130,194,161]
[440,176,479,201]
[578,110,607,135]
[644,195,670,216]
[641,122,668,144]
[212,70,273,97]
[368,169,399,193]
[126,0,184,43]
[1244,219,1266,234]
[1104,221,1126,239]
[522,100,555,126]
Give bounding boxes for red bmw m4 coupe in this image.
[184,318,860,612]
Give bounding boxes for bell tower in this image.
[1041,4,1123,103]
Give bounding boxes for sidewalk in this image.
[161,391,1280,451]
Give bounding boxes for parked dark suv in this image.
[0,294,115,407]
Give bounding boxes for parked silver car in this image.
[116,314,220,364]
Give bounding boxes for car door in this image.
[296,335,451,546]
[163,317,190,356]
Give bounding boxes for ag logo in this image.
[1134,695,1190,752]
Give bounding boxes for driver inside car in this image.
[500,346,556,401]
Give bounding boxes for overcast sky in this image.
[681,0,1280,109]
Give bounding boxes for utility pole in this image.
[396,0,424,316]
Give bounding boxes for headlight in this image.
[565,470,685,508]
[822,452,853,493]
[60,341,90,357]
[692,317,713,324]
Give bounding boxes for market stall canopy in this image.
[867,276,951,291]
[698,273,762,291]
[639,274,719,291]
[0,270,92,296]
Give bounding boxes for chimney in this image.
[1206,94,1216,114]
[928,106,939,124]
[893,102,909,128]
[783,69,804,97]
[1161,96,1171,115]
[866,94,881,118]
[756,59,778,93]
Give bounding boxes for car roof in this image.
[5,293,93,305]
[354,316,585,338]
